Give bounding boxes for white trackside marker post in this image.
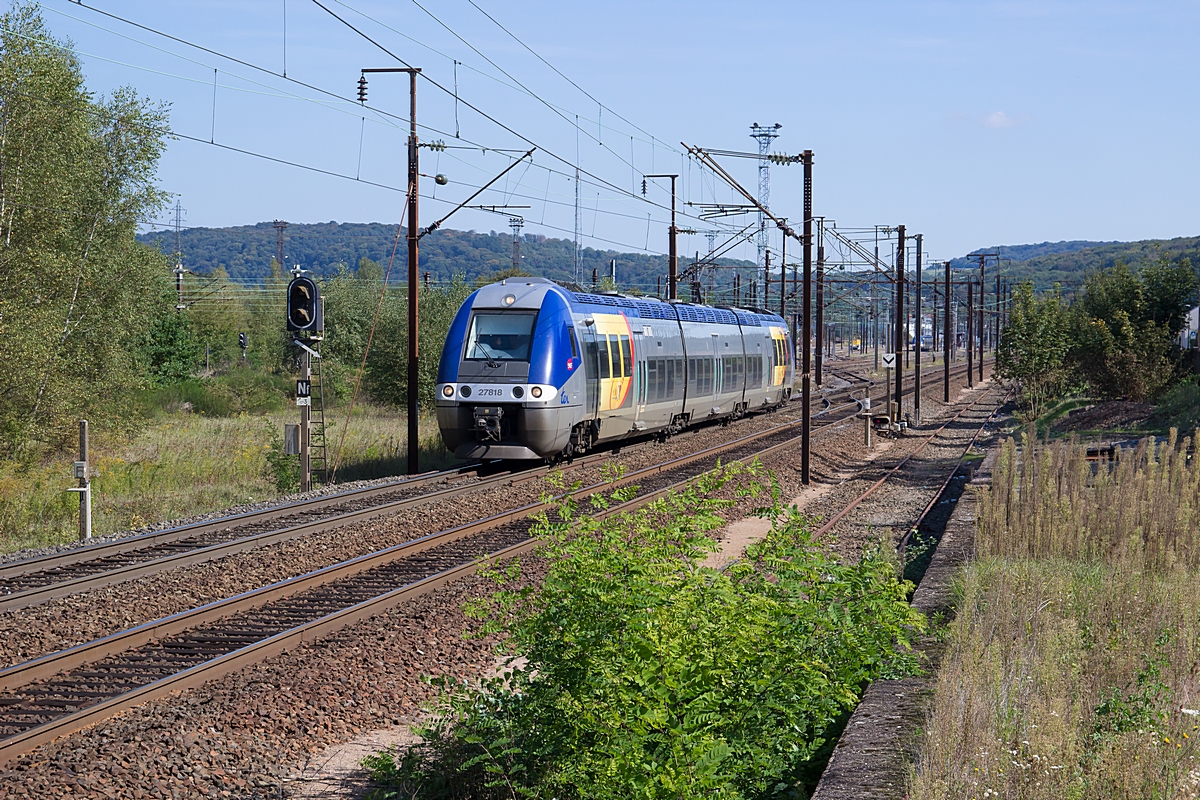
[66,420,91,541]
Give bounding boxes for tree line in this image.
[997,254,1199,418]
[0,4,480,458]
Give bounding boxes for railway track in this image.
[0,359,986,615]
[0,368,895,612]
[0,362,990,763]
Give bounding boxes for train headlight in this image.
[531,386,542,398]
[513,386,524,398]
[502,294,516,306]
[460,385,472,397]
[441,385,454,398]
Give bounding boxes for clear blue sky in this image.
[33,0,1200,264]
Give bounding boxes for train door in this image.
[587,312,636,438]
[714,349,723,405]
[581,322,600,420]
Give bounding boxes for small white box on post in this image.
[66,420,91,541]
[284,424,300,456]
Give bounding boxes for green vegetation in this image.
[0,3,171,456]
[995,283,1071,419]
[996,254,1198,417]
[0,394,453,553]
[1148,377,1200,433]
[363,464,924,799]
[910,434,1200,799]
[949,237,1200,292]
[138,220,754,290]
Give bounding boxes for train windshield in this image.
[464,312,536,361]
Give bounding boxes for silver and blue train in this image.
[436,278,794,460]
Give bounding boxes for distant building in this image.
[1180,306,1199,351]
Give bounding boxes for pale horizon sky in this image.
[31,0,1200,265]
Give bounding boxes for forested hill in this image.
[138,221,752,289]
[946,236,1200,290]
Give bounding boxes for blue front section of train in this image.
[436,289,478,385]
[527,289,575,390]
[436,287,574,389]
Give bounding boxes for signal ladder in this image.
[311,353,328,484]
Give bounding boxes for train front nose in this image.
[472,406,504,441]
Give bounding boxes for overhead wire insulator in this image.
[357,75,368,103]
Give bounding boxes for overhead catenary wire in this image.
[310,0,713,222]
[1,86,675,257]
[44,1,750,264]
[53,1,720,240]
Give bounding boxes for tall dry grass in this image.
[0,407,457,555]
[910,432,1200,800]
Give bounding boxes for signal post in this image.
[286,270,323,491]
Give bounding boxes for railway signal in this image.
[286,275,323,332]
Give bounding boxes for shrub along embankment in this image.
[364,464,926,800]
[910,433,1200,799]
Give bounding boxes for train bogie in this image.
[436,278,793,461]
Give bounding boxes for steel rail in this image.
[0,462,487,580]
[813,385,999,539]
[0,360,983,613]
[0,387,881,762]
[0,362,994,763]
[897,395,1008,560]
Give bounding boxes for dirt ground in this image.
[1053,400,1153,432]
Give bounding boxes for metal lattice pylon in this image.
[749,123,781,278]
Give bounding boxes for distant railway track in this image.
[0,359,990,763]
[0,361,985,614]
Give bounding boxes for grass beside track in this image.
[909,432,1200,799]
[0,406,457,555]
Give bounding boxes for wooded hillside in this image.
[138,221,753,291]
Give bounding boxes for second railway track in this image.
[0,361,985,614]
[0,374,917,761]
[0,360,996,766]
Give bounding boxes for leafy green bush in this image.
[262,419,299,493]
[365,464,924,799]
[140,368,289,417]
[1149,376,1200,432]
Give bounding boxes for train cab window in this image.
[465,312,536,361]
[619,335,632,378]
[568,327,579,360]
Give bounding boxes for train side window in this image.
[608,334,620,377]
[619,335,632,379]
[598,336,611,379]
[647,360,658,401]
[568,327,579,359]
[657,359,666,400]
